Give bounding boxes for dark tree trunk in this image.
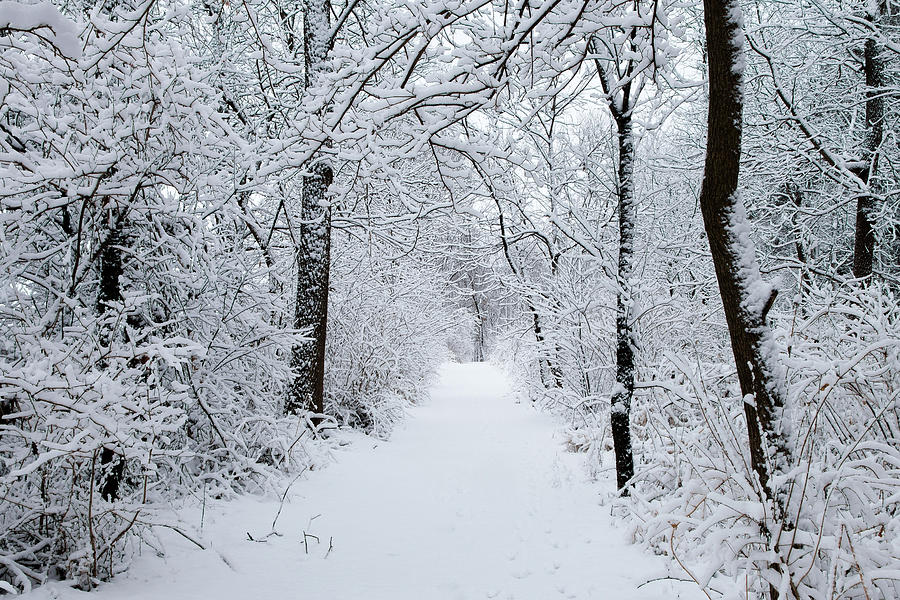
[530,310,550,389]
[852,178,875,279]
[546,255,566,388]
[700,0,793,569]
[852,5,885,279]
[611,115,636,493]
[98,225,124,317]
[472,294,485,362]
[787,185,806,267]
[288,164,332,416]
[286,0,333,416]
[789,185,809,313]
[96,208,126,501]
[591,35,639,494]
[529,307,562,389]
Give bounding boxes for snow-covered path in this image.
[32,363,701,600]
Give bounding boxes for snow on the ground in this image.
[28,363,702,600]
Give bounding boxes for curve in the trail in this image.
[30,363,703,600]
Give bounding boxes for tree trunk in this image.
[527,306,561,389]
[96,207,126,501]
[789,185,809,313]
[287,0,333,416]
[851,3,885,279]
[590,32,640,494]
[492,197,562,389]
[611,115,636,493]
[288,164,332,416]
[700,0,793,580]
[472,294,485,362]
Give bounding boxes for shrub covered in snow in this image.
[324,252,460,438]
[628,283,900,600]
[0,3,312,589]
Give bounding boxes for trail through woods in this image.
[28,363,702,600]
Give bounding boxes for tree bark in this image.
[96,207,126,501]
[472,293,485,362]
[287,0,333,416]
[789,185,809,312]
[611,115,636,493]
[288,164,332,416]
[700,0,792,530]
[591,34,639,494]
[851,3,885,279]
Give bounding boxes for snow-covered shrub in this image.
[628,283,900,600]
[0,3,307,591]
[324,250,458,438]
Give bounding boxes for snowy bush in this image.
[628,283,900,600]
[0,2,308,590]
[325,248,459,438]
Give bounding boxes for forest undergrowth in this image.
[501,281,900,600]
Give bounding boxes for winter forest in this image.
[1,0,898,597]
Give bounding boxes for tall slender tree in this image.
[287,0,334,416]
[699,0,794,594]
[95,204,128,502]
[852,0,887,279]
[589,31,642,493]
